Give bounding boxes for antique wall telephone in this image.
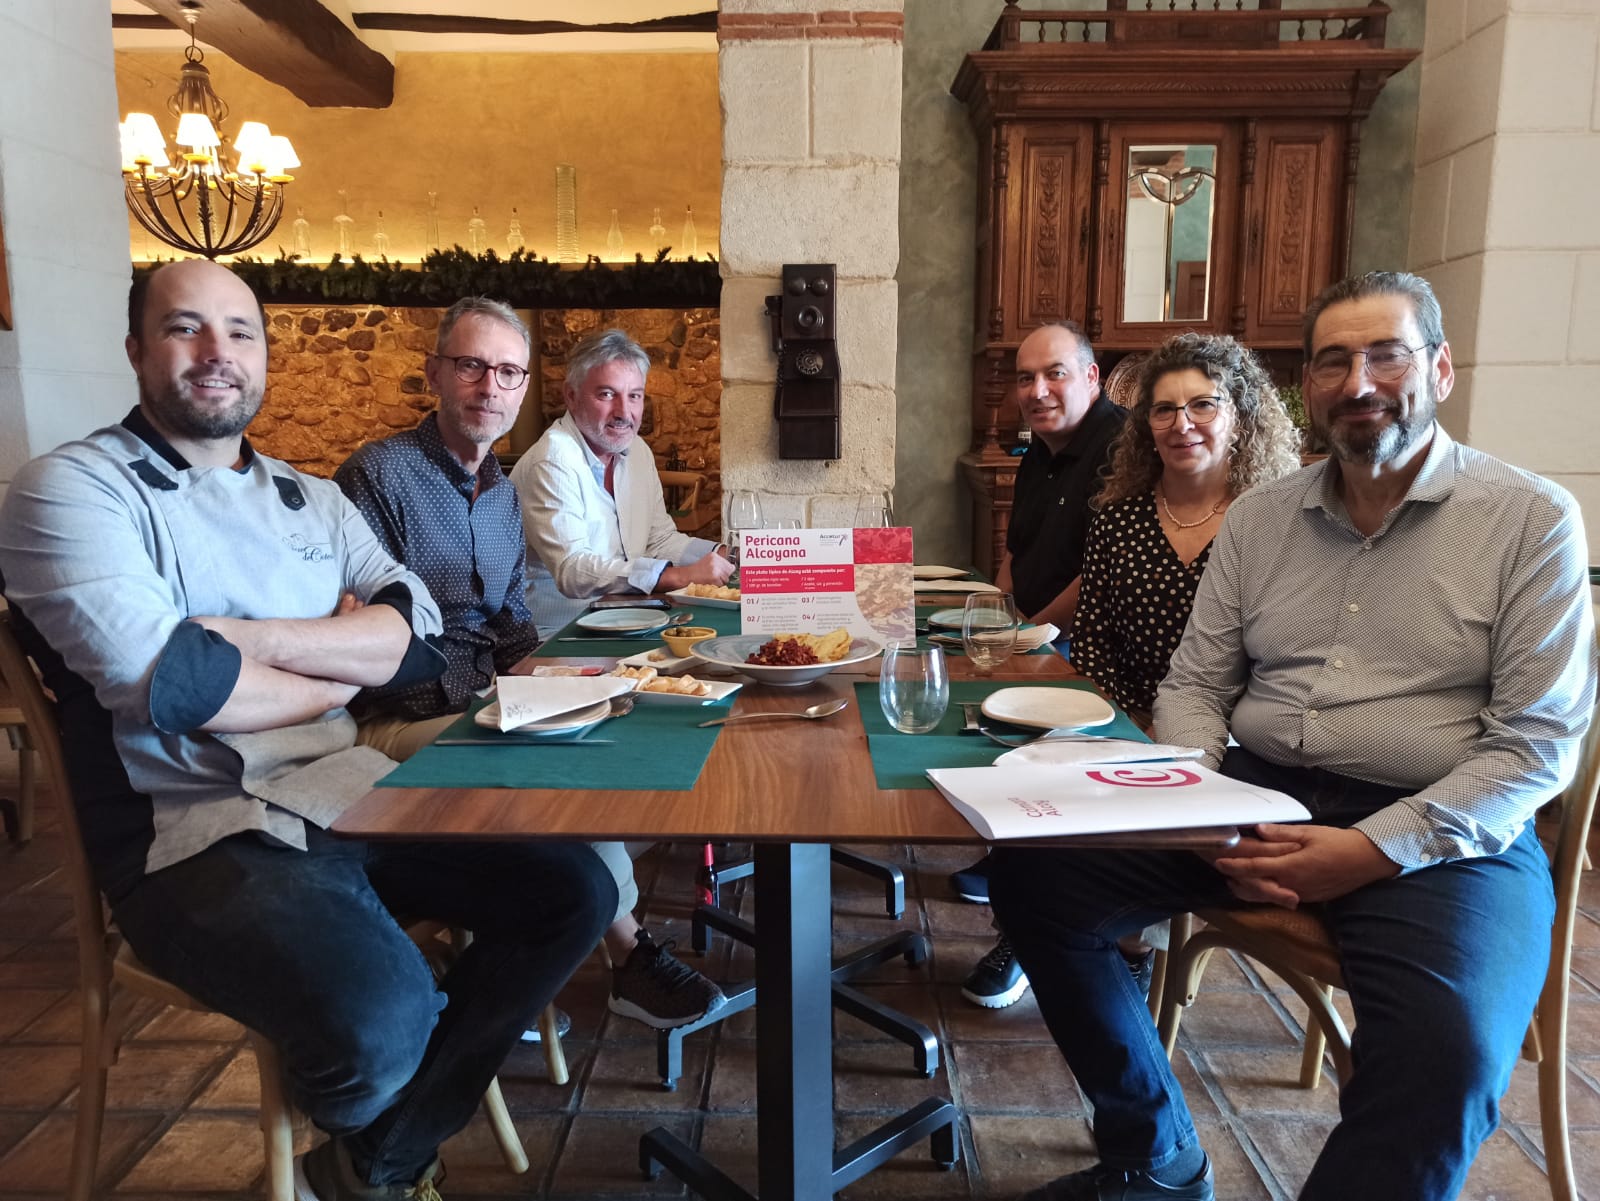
[765,263,840,460]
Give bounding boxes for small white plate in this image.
[980,687,1115,731]
[927,608,968,629]
[631,678,743,706]
[665,587,741,610]
[473,698,611,736]
[575,608,672,636]
[913,565,969,580]
[617,646,696,675]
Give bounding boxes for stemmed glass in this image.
[724,491,764,567]
[855,492,893,528]
[962,592,1019,674]
[878,643,950,734]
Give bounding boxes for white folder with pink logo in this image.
[925,762,1311,841]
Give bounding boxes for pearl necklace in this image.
[1158,488,1225,530]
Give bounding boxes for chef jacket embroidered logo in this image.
[1086,766,1203,788]
[283,532,334,562]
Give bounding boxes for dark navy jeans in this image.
[989,747,1554,1201]
[113,826,615,1186]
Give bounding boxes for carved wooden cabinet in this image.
[951,1,1416,575]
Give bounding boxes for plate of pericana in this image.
[690,631,883,687]
[607,664,742,706]
[665,584,741,609]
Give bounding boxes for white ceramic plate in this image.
[914,580,1002,594]
[575,608,673,636]
[630,678,743,706]
[980,687,1115,731]
[926,607,968,629]
[665,587,741,610]
[913,564,969,580]
[473,698,611,736]
[616,646,696,675]
[690,634,884,688]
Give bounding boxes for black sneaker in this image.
[949,855,993,904]
[295,1137,445,1200]
[609,930,728,1029]
[1125,948,1156,1000]
[961,934,1029,1008]
[517,1007,572,1043]
[1020,1157,1213,1200]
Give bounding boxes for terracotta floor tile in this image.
[114,1113,264,1192]
[966,1113,1096,1196]
[0,1044,83,1108]
[0,1113,44,1160]
[833,1041,955,1115]
[550,1112,693,1196]
[834,1111,971,1199]
[0,897,72,947]
[1187,1118,1273,1199]
[924,898,1002,939]
[938,983,1054,1044]
[63,1043,231,1113]
[0,1110,163,1193]
[1166,988,1304,1051]
[1196,1048,1344,1119]
[1457,1128,1559,1200]
[581,1039,712,1112]
[1241,1113,1338,1194]
[126,1005,243,1042]
[0,989,62,1041]
[189,1046,264,1111]
[949,1040,1084,1116]
[436,1109,564,1195]
[1500,1055,1600,1130]
[704,1038,756,1113]
[690,1112,760,1197]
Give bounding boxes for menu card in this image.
[925,761,1310,841]
[737,526,914,645]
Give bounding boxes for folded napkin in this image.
[1014,623,1061,653]
[492,675,634,731]
[915,580,1002,593]
[995,737,1206,768]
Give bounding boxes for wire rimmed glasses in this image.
[431,354,530,390]
[1306,341,1436,390]
[1147,396,1224,430]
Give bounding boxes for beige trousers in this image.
[356,712,639,922]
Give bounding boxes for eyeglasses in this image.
[1306,341,1434,389]
[432,354,530,390]
[1148,396,1224,430]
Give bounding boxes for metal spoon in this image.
[698,698,849,728]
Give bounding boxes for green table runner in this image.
[532,603,744,659]
[374,693,732,791]
[854,680,1147,790]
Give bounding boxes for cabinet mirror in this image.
[1122,144,1217,324]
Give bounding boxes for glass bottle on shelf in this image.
[373,209,390,258]
[606,209,624,257]
[291,206,311,257]
[333,190,354,258]
[425,191,440,251]
[507,207,525,252]
[467,206,488,255]
[555,164,579,263]
[681,206,698,258]
[649,206,667,247]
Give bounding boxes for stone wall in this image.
[255,305,722,540]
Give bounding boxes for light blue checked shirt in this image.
[1154,426,1595,872]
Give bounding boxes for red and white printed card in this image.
[737,527,914,645]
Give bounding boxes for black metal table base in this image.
[642,844,960,1200]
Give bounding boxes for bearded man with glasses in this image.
[986,271,1595,1200]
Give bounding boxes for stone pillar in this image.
[718,3,903,528]
[0,0,131,491]
[1409,0,1600,553]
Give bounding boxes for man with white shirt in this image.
[510,328,732,639]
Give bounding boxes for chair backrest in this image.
[0,611,112,992]
[1542,681,1600,1016]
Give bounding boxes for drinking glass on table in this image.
[878,643,949,734]
[724,490,764,566]
[962,592,1019,674]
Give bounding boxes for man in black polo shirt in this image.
[999,320,1126,631]
[957,319,1127,1008]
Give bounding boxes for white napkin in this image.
[492,675,635,731]
[1014,623,1061,653]
[915,579,1002,593]
[994,737,1206,768]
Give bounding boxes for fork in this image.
[959,703,984,736]
[579,692,637,738]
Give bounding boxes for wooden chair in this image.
[0,611,540,1200]
[0,674,35,844]
[1155,708,1600,1201]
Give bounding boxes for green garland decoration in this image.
[132,247,721,310]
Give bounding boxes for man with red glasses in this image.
[988,272,1595,1200]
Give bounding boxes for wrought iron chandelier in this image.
[118,1,300,259]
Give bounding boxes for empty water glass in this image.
[878,643,949,734]
[725,491,764,565]
[962,592,1019,674]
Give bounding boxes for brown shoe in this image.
[295,1137,443,1201]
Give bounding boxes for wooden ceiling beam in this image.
[132,0,394,108]
[352,11,718,37]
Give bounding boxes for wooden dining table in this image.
[333,617,1236,1201]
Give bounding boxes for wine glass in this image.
[724,491,764,566]
[855,491,893,528]
[962,593,1019,674]
[878,643,949,734]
